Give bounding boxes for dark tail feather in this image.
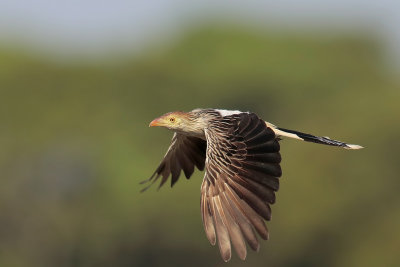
[276,127,363,150]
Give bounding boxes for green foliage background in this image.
[1,25,399,266]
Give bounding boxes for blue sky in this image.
[0,0,399,66]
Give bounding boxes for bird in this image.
[141,108,362,262]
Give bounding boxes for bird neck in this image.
[175,128,207,140]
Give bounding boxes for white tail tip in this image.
[346,144,364,150]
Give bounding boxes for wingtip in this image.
[210,237,216,246]
[238,250,247,261]
[139,184,151,193]
[219,247,232,262]
[222,253,232,262]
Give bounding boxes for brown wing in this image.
[201,113,282,261]
[141,133,206,191]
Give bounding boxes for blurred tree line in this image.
[0,25,399,267]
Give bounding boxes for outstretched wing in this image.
[141,133,207,191]
[201,113,282,261]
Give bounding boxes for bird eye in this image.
[169,117,175,123]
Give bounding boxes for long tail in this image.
[267,122,363,150]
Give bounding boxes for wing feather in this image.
[216,183,247,260]
[201,181,216,245]
[141,133,206,191]
[176,149,195,179]
[201,112,281,261]
[220,190,260,251]
[224,184,269,240]
[210,186,231,262]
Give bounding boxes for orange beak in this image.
[149,118,161,127]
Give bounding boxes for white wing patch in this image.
[216,109,246,117]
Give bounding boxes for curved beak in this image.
[149,118,161,127]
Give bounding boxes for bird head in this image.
[149,111,189,129]
[149,110,208,138]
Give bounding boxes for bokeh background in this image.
[1,1,399,266]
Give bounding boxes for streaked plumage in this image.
[142,108,362,261]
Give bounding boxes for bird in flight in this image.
[141,108,362,261]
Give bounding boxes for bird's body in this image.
[142,108,362,261]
